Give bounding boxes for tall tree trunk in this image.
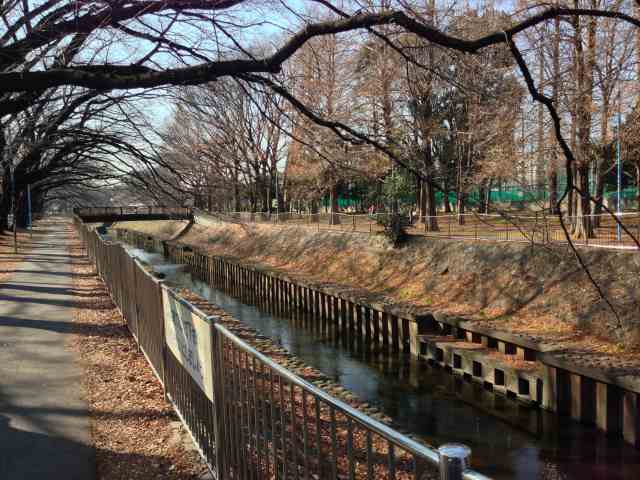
[233,159,240,212]
[419,178,426,219]
[592,155,605,221]
[568,109,577,218]
[265,181,271,214]
[593,82,612,225]
[423,177,438,230]
[16,190,29,229]
[549,172,558,214]
[443,179,452,213]
[636,1,640,213]
[420,143,438,230]
[536,42,546,189]
[329,184,340,225]
[485,179,493,214]
[634,162,640,212]
[0,168,10,232]
[570,6,596,239]
[636,163,640,212]
[417,174,423,220]
[0,128,7,231]
[573,164,593,238]
[549,13,561,214]
[442,176,451,214]
[478,181,487,214]
[0,196,10,233]
[456,154,465,224]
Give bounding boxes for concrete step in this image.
[418,334,543,406]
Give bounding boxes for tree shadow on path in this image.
[0,413,203,480]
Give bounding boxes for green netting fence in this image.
[322,186,639,210]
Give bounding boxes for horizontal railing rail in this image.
[74,206,193,220]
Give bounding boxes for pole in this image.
[27,184,32,238]
[616,92,622,242]
[11,166,17,254]
[275,168,279,221]
[438,444,471,480]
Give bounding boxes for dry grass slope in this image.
[116,219,640,354]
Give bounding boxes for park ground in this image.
[0,219,208,480]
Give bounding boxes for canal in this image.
[121,241,640,479]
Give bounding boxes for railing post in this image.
[210,322,227,478]
[438,444,471,480]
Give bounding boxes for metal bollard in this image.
[438,443,471,480]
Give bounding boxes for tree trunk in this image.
[592,144,612,223]
[419,143,438,230]
[572,164,593,239]
[478,182,487,214]
[568,164,575,217]
[457,192,465,224]
[485,179,493,214]
[456,152,465,225]
[549,14,561,215]
[0,169,10,232]
[0,196,10,232]
[443,179,451,213]
[569,6,595,239]
[419,179,426,219]
[593,90,612,225]
[423,178,438,231]
[329,184,340,225]
[417,174,424,220]
[265,175,271,213]
[536,42,546,189]
[636,163,640,212]
[233,164,240,212]
[567,107,577,218]
[16,191,29,229]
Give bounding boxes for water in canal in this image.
[121,242,640,479]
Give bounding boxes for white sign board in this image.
[162,288,215,401]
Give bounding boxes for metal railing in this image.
[74,206,193,220]
[214,321,489,480]
[74,216,490,480]
[200,210,640,251]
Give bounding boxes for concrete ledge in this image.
[419,335,541,406]
[539,352,640,396]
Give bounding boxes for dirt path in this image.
[0,218,94,480]
[67,224,209,479]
